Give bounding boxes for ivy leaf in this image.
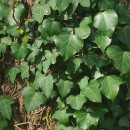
[80,0,90,7]
[39,74,54,98]
[56,0,71,12]
[52,109,70,125]
[0,96,14,120]
[0,43,6,54]
[107,45,130,74]
[0,117,8,130]
[93,9,118,32]
[54,33,83,61]
[118,26,130,47]
[6,66,20,83]
[98,0,116,11]
[99,75,123,100]
[32,3,51,23]
[20,62,29,79]
[43,50,58,74]
[66,94,87,110]
[81,80,102,103]
[56,79,74,98]
[74,109,99,130]
[22,87,47,112]
[11,42,29,60]
[78,76,89,89]
[94,34,111,52]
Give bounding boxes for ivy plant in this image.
[0,0,130,129]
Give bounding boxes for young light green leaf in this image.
[93,9,118,32]
[56,79,74,98]
[22,87,47,112]
[52,109,70,125]
[78,76,89,89]
[81,80,102,103]
[100,75,123,100]
[11,42,29,60]
[94,35,111,52]
[6,66,20,83]
[107,45,130,74]
[43,50,58,74]
[0,96,14,120]
[66,94,87,110]
[54,33,83,61]
[74,109,99,130]
[39,74,54,98]
[20,62,29,79]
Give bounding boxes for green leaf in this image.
[0,117,8,130]
[81,80,102,103]
[56,79,74,98]
[22,87,47,112]
[11,42,29,60]
[118,25,130,47]
[74,109,99,130]
[20,62,29,79]
[80,0,90,7]
[41,19,62,37]
[93,9,118,32]
[32,3,51,23]
[6,66,20,83]
[43,50,58,73]
[94,34,111,52]
[6,26,20,37]
[107,45,130,74]
[99,75,123,100]
[66,94,87,110]
[39,74,54,98]
[56,0,71,12]
[1,36,12,45]
[0,96,14,120]
[0,43,6,54]
[98,0,116,11]
[78,76,89,89]
[118,115,129,127]
[52,109,70,125]
[54,33,83,60]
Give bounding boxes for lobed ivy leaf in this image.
[66,94,87,110]
[99,75,123,100]
[56,79,74,98]
[81,80,102,103]
[54,32,84,61]
[107,45,130,74]
[93,9,118,32]
[20,62,29,79]
[78,76,89,89]
[6,66,20,83]
[22,87,47,112]
[0,96,14,120]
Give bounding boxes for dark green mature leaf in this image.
[0,96,14,120]
[81,80,102,103]
[54,33,83,60]
[118,115,129,127]
[118,26,130,47]
[100,76,123,100]
[74,109,99,130]
[56,79,74,98]
[6,66,20,83]
[0,117,8,130]
[11,42,29,60]
[39,74,54,98]
[66,94,87,110]
[98,0,116,11]
[0,43,6,54]
[93,9,118,32]
[52,109,70,125]
[22,87,47,112]
[107,45,130,74]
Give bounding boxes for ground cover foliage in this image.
[0,0,130,129]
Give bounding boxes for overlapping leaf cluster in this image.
[0,0,130,129]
